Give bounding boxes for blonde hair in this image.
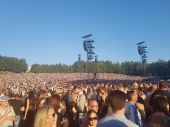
[34,105,56,127]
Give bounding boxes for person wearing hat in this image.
[0,96,16,127]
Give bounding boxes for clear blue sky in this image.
[0,0,170,66]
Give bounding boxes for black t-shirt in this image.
[9,99,24,115]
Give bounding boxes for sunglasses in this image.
[89,117,98,121]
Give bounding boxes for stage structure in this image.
[82,34,98,77]
[137,41,148,75]
[82,34,95,61]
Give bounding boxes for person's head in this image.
[0,96,10,107]
[14,94,21,99]
[87,87,93,94]
[21,90,26,97]
[0,100,9,107]
[132,82,139,89]
[28,90,37,100]
[87,110,98,127]
[109,90,126,114]
[46,96,60,113]
[34,105,57,127]
[159,80,169,90]
[138,87,146,100]
[98,87,107,97]
[152,96,169,114]
[73,86,81,95]
[150,84,158,92]
[127,89,138,102]
[116,83,124,92]
[123,86,129,93]
[55,88,63,97]
[63,86,68,95]
[88,98,98,113]
[37,98,46,109]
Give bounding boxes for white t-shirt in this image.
[0,106,16,127]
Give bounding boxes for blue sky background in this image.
[0,0,170,66]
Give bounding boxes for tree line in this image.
[30,60,170,76]
[0,55,28,73]
[0,55,170,76]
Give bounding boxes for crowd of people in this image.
[0,72,170,127]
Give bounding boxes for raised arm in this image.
[23,99,30,120]
[0,106,15,125]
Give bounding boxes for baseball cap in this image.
[0,96,11,101]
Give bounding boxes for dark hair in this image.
[98,86,107,94]
[28,90,37,100]
[127,90,136,101]
[159,80,169,89]
[87,110,98,124]
[52,94,61,101]
[109,90,126,112]
[152,96,169,113]
[46,96,60,113]
[116,83,124,90]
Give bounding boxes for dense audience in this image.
[0,72,170,127]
